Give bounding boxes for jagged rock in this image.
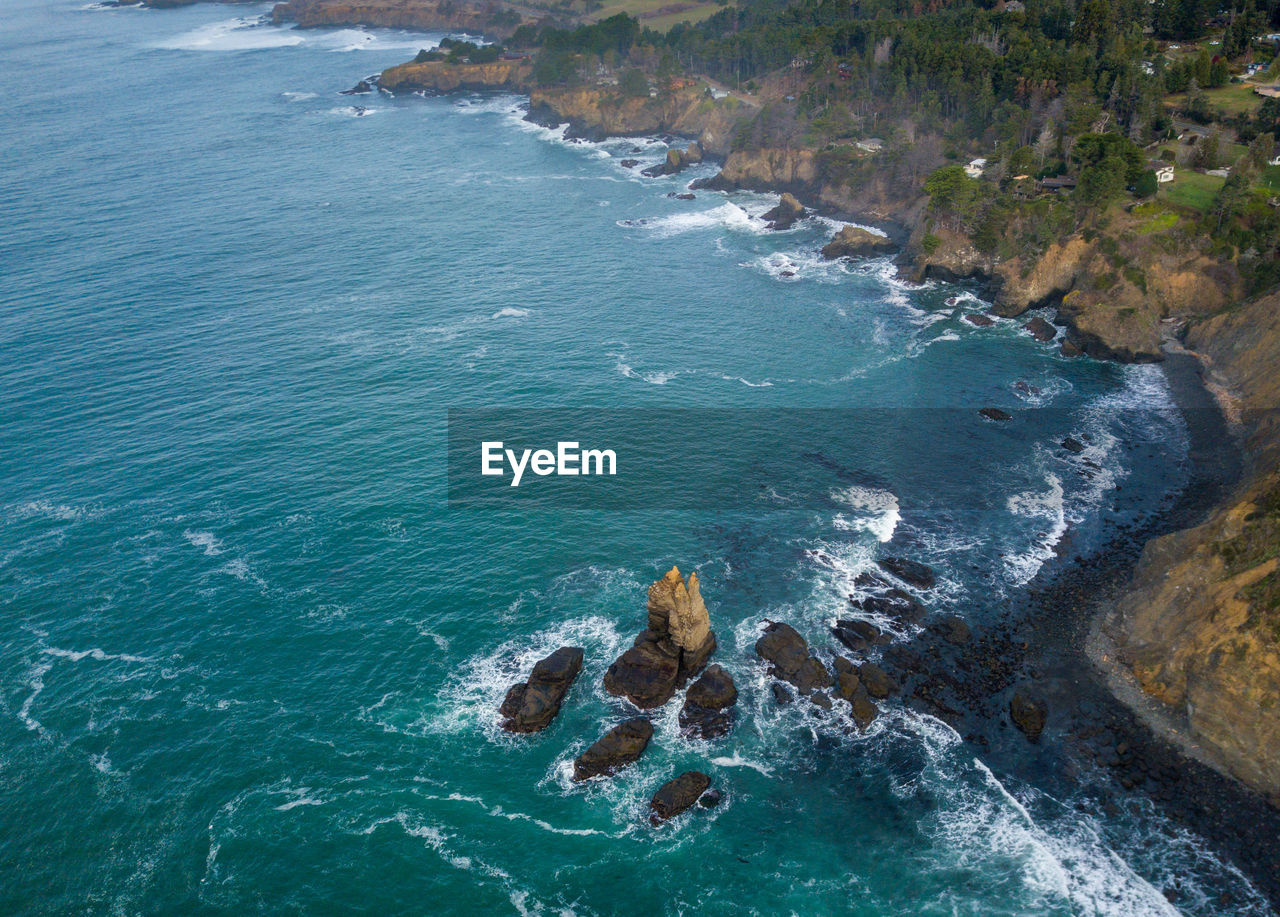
[679,664,738,739]
[641,144,701,177]
[980,407,1013,422]
[1010,689,1047,742]
[851,588,927,624]
[604,638,680,708]
[877,558,937,589]
[650,771,711,822]
[835,667,861,703]
[573,718,654,780]
[771,682,793,705]
[832,618,888,654]
[1024,316,1058,342]
[847,684,879,730]
[341,78,375,95]
[1060,338,1084,357]
[810,691,833,711]
[965,313,995,327]
[620,159,640,168]
[675,193,696,200]
[499,646,584,733]
[1062,437,1085,453]
[755,622,832,694]
[931,615,972,645]
[859,662,897,699]
[821,224,894,259]
[761,192,806,230]
[605,566,716,708]
[698,788,722,808]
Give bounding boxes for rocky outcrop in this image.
[526,86,749,153]
[821,224,894,259]
[1099,288,1280,803]
[755,622,832,694]
[678,664,738,739]
[876,557,936,589]
[604,566,716,708]
[831,618,889,654]
[273,0,531,36]
[1023,316,1058,342]
[649,771,712,822]
[573,717,653,781]
[499,646,584,733]
[379,60,531,94]
[1009,688,1048,742]
[761,192,805,230]
[697,148,819,194]
[641,142,702,178]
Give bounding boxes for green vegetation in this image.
[1161,169,1226,212]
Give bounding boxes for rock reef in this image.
[499,646,583,734]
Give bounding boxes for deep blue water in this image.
[0,2,1272,914]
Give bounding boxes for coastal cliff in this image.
[380,59,531,93]
[272,0,530,35]
[1097,291,1280,804]
[529,85,750,153]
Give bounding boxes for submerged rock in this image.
[847,684,879,730]
[1010,689,1048,742]
[761,192,806,230]
[1024,316,1058,342]
[650,771,711,822]
[965,313,995,327]
[821,224,894,259]
[755,621,832,694]
[573,717,654,780]
[604,566,717,708]
[832,618,888,654]
[499,646,584,734]
[1062,437,1086,454]
[1060,338,1084,358]
[851,588,927,625]
[620,159,640,168]
[931,615,972,646]
[877,557,937,590]
[341,78,375,95]
[979,407,1013,422]
[679,664,738,739]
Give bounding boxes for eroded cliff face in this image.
[904,209,1242,363]
[1105,289,1280,804]
[527,86,751,154]
[273,0,529,35]
[379,60,531,93]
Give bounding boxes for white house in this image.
[855,138,884,153]
[1156,165,1175,183]
[1270,154,1280,166]
[964,157,988,178]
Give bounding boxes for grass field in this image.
[586,0,726,30]
[1165,82,1264,117]
[1264,165,1280,191]
[1160,169,1226,212]
[1132,201,1182,233]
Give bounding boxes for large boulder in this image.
[877,558,936,589]
[1023,316,1058,342]
[761,192,806,230]
[1009,689,1048,742]
[755,622,832,694]
[650,771,712,822]
[858,662,897,699]
[821,224,894,259]
[641,143,701,178]
[499,646,584,734]
[832,618,889,654]
[573,718,654,780]
[603,638,680,709]
[604,566,717,708]
[679,664,738,739]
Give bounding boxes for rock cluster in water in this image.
[762,192,806,230]
[641,142,702,178]
[500,566,732,822]
[820,224,894,258]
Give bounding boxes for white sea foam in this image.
[708,751,775,777]
[183,530,222,556]
[831,485,901,543]
[1004,472,1067,585]
[280,90,317,102]
[620,202,771,239]
[42,647,152,664]
[745,249,851,284]
[609,351,680,385]
[154,17,305,52]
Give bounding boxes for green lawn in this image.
[1263,165,1280,192]
[1165,82,1264,117]
[1160,169,1226,212]
[586,0,726,30]
[1132,201,1181,233]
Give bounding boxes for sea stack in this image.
[603,566,717,708]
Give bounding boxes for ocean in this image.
[0,2,1272,914]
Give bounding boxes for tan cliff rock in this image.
[273,0,531,36]
[379,59,531,93]
[647,565,711,653]
[1103,288,1280,804]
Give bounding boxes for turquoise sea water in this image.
[0,3,1272,914]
